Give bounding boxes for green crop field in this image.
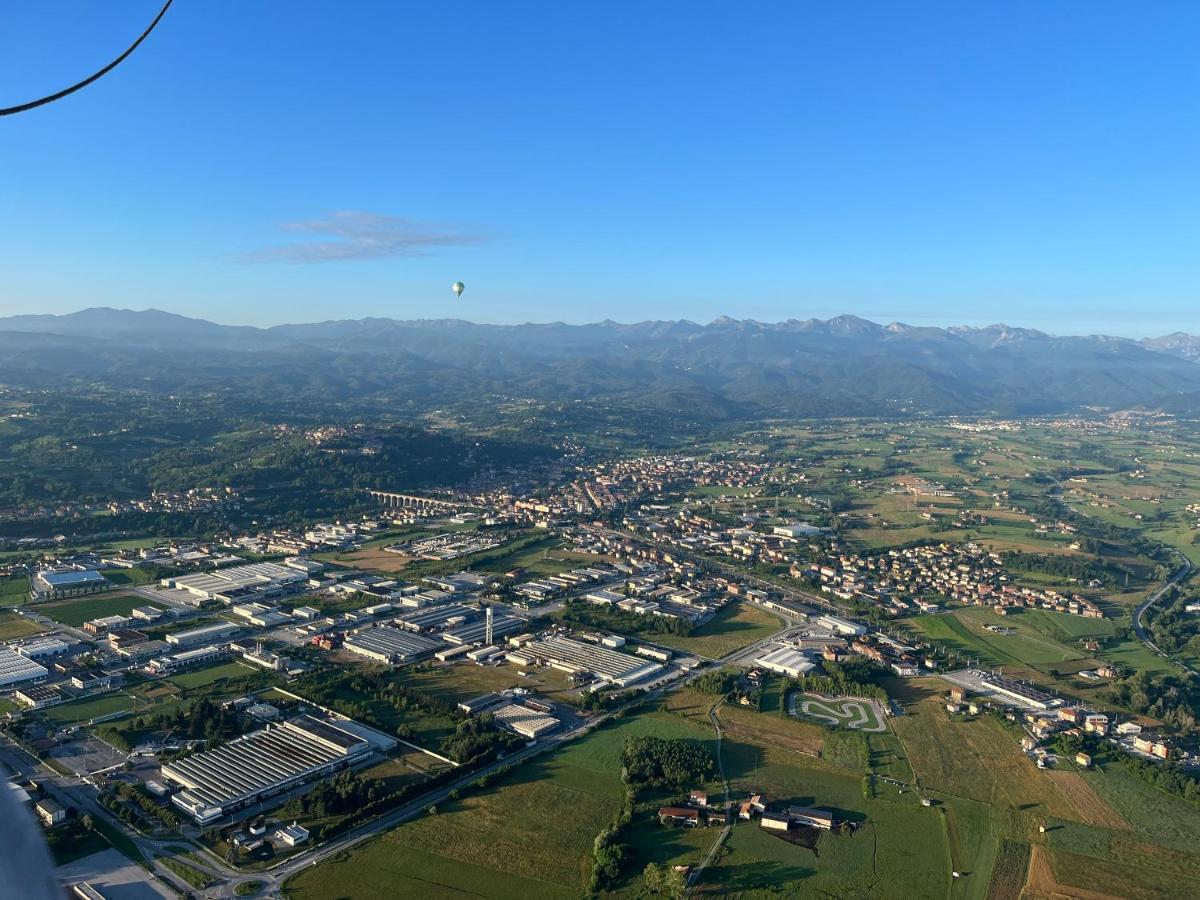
[654,600,784,658]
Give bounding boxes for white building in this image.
[754,646,815,678]
[0,647,48,688]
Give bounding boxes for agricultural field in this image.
[1022,753,1200,900]
[654,599,784,659]
[36,592,164,628]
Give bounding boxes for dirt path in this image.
[688,699,733,896]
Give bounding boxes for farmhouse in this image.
[760,811,790,831]
[658,806,701,826]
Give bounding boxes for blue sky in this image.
[1,1,1197,334]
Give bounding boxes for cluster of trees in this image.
[1105,670,1199,732]
[622,736,715,789]
[42,814,96,858]
[694,667,743,695]
[293,669,521,764]
[783,658,890,704]
[1120,753,1200,805]
[294,669,455,739]
[441,716,524,764]
[104,698,244,753]
[1003,550,1131,587]
[642,862,688,898]
[277,770,375,826]
[1143,589,1200,659]
[559,598,695,637]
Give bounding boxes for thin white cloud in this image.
[243,210,485,263]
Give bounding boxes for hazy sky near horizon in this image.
[1,2,1197,336]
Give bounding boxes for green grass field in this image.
[43,691,143,725]
[0,576,30,606]
[164,660,262,691]
[285,707,716,899]
[405,662,583,709]
[38,593,163,627]
[0,609,45,640]
[654,600,784,658]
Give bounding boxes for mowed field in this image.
[654,600,784,659]
[0,608,45,640]
[405,661,584,709]
[37,593,164,627]
[1024,762,1200,899]
[659,688,949,898]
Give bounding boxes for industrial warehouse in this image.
[344,626,443,663]
[513,636,664,687]
[0,646,49,688]
[162,715,375,824]
[441,612,525,646]
[754,646,816,678]
[158,561,308,604]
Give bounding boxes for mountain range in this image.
[2,308,1199,420]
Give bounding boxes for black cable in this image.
[0,0,173,116]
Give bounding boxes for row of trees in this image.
[98,783,180,833]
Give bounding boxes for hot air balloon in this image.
[452,281,465,299]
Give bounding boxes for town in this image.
[5,415,1200,899]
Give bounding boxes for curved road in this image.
[1131,547,1196,676]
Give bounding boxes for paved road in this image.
[687,699,732,896]
[1131,548,1196,676]
[1047,474,1197,674]
[15,577,797,898]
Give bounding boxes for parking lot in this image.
[47,734,128,776]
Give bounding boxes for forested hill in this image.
[2,308,1200,419]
